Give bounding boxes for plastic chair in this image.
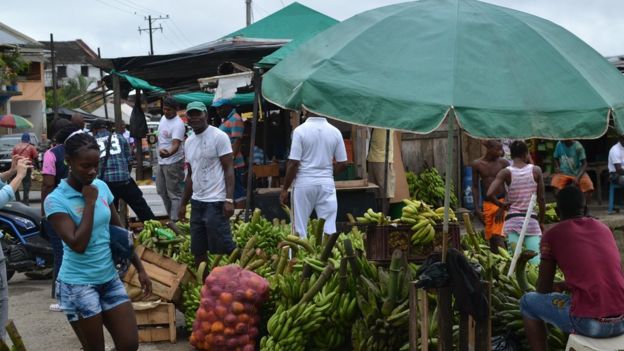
[608,182,624,214]
[565,333,624,351]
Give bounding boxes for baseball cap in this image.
[186,101,207,113]
[211,98,232,108]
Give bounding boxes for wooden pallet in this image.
[123,245,192,305]
[135,303,176,343]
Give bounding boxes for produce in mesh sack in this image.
[190,264,269,351]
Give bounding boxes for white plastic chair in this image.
[565,334,624,351]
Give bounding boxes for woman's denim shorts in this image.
[56,277,129,322]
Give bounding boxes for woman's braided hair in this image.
[64,131,100,158]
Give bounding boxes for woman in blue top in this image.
[45,131,151,351]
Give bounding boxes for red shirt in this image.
[12,142,37,162]
[541,217,624,318]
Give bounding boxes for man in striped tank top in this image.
[486,141,545,264]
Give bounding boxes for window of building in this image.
[24,62,42,81]
[81,65,89,77]
[57,66,67,78]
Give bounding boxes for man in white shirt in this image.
[608,135,624,185]
[157,98,186,221]
[280,113,348,237]
[178,102,236,267]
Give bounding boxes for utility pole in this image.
[246,0,252,26]
[97,48,109,119]
[50,33,58,120]
[138,15,168,55]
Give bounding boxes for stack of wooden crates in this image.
[123,245,192,343]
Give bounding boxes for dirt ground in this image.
[7,273,190,351]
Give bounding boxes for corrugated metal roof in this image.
[0,22,42,47]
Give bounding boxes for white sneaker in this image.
[49,303,62,312]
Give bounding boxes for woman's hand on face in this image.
[82,185,99,205]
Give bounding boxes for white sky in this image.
[3,0,623,58]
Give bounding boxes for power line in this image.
[93,0,138,16]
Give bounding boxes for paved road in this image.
[8,273,190,350]
[26,184,169,219]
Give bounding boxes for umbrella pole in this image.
[442,111,455,263]
[507,193,537,277]
[244,69,261,222]
[382,129,390,215]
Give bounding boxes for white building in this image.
[39,39,100,90]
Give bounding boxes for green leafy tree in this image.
[46,75,94,109]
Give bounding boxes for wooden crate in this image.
[123,245,192,304]
[365,222,460,264]
[135,302,176,343]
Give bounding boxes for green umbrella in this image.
[262,0,624,278]
[0,114,33,129]
[263,0,624,139]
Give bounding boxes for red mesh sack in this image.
[190,264,269,351]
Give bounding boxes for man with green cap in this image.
[213,98,246,207]
[179,102,236,266]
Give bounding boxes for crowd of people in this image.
[0,98,622,349]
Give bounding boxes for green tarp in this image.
[112,70,164,93]
[263,0,624,139]
[173,92,255,107]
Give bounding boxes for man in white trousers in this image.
[279,113,348,237]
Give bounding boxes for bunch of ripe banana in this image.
[401,199,457,247]
[356,209,391,225]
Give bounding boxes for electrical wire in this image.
[93,0,138,16]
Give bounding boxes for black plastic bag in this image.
[415,252,449,289]
[129,89,148,139]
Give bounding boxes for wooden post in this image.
[475,281,491,351]
[6,320,26,351]
[459,312,469,351]
[50,33,58,120]
[97,48,109,119]
[437,287,453,350]
[417,289,429,351]
[244,69,261,222]
[409,282,419,351]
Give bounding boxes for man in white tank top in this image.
[486,140,545,264]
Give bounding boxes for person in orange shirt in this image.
[472,140,509,252]
[12,133,39,204]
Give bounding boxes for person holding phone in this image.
[44,131,151,351]
[0,155,32,339]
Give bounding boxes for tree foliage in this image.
[45,75,94,109]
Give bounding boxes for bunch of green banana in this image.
[464,232,566,349]
[351,250,413,351]
[181,282,201,331]
[356,208,391,225]
[545,202,559,223]
[232,208,289,256]
[409,167,458,208]
[410,218,436,246]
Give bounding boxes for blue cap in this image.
[21,133,30,142]
[211,98,232,107]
